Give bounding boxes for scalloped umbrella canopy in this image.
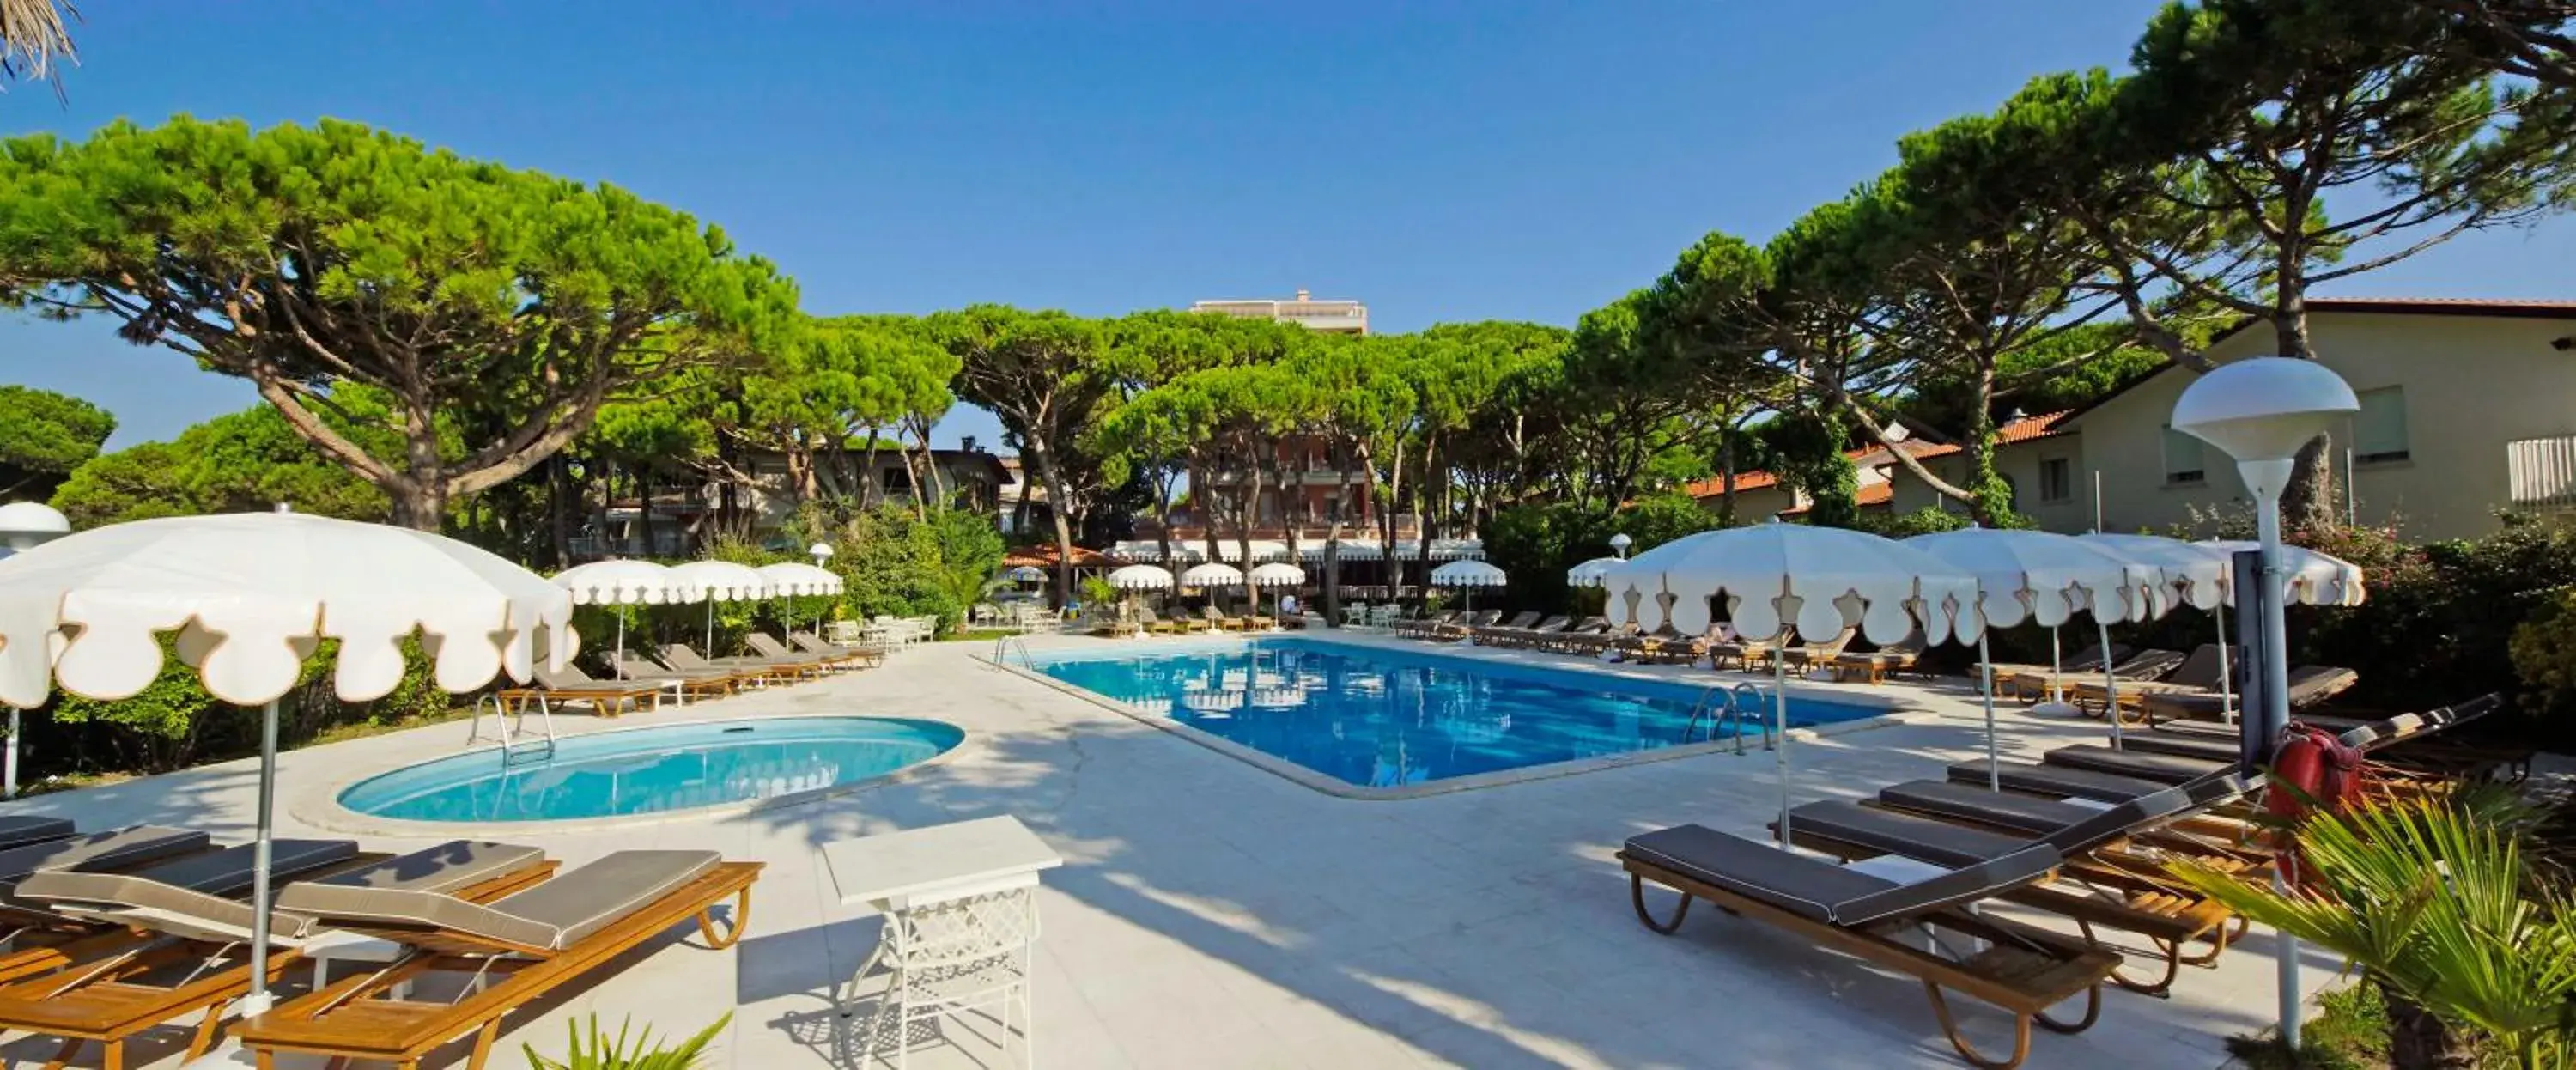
[1002,565,1048,583]
[1181,562,1246,587]
[0,513,574,708]
[755,562,845,597]
[1246,562,1307,587]
[552,559,694,606]
[1430,560,1507,587]
[1430,538,1485,561]
[669,560,771,602]
[1601,524,1978,645]
[1303,538,1382,562]
[1565,556,1623,588]
[2076,532,2233,611]
[0,511,577,1017]
[2196,540,2366,606]
[1107,564,1175,591]
[1903,529,2167,629]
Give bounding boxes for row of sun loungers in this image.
[1136,605,1278,635]
[503,630,885,716]
[1616,692,2507,1068]
[0,814,760,1070]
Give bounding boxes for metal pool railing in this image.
[1682,681,1776,755]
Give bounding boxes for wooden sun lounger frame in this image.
[491,682,662,719]
[1620,853,2117,1070]
[236,860,760,1070]
[0,854,561,1070]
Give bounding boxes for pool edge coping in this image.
[982,633,1934,801]
[287,711,981,836]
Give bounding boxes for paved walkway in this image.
[0,632,2336,1069]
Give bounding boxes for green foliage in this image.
[52,404,389,526]
[1481,495,1719,617]
[2300,520,2576,722]
[1865,506,1976,539]
[526,1013,730,1070]
[820,504,969,634]
[0,385,112,500]
[2511,587,2576,720]
[39,635,448,776]
[2172,793,2576,1067]
[0,115,799,527]
[925,507,1007,623]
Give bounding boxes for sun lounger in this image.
[2141,665,2358,725]
[508,663,663,718]
[790,631,888,666]
[1774,629,1859,674]
[611,653,747,699]
[1991,643,2131,702]
[235,850,762,1070]
[0,838,379,1067]
[744,632,854,672]
[0,826,213,977]
[1540,617,1610,654]
[1429,609,1498,640]
[1619,828,2115,1068]
[661,642,816,684]
[17,840,553,947]
[1390,611,1456,639]
[1470,611,1540,644]
[1827,633,1927,684]
[0,817,73,853]
[1781,780,2250,995]
[1202,605,1249,632]
[1479,613,1562,647]
[2041,744,2227,786]
[1946,759,2178,804]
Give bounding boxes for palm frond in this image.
[0,0,77,94]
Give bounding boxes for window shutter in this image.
[2354,387,2409,461]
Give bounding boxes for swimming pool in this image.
[337,717,963,823]
[1030,638,1884,792]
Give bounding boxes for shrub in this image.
[38,634,455,778]
[2511,587,2576,720]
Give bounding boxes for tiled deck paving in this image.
[0,632,2342,1069]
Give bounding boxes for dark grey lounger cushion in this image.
[0,815,73,850]
[2044,745,2227,785]
[16,839,356,907]
[25,840,533,942]
[1623,824,2062,927]
[2117,734,2243,764]
[285,848,716,952]
[1945,760,2171,802]
[1787,800,2032,870]
[1879,781,2107,836]
[0,825,207,891]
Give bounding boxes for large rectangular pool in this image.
[1028,637,1886,793]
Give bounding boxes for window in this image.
[2038,458,2073,504]
[883,468,912,493]
[2354,386,2409,464]
[2162,427,2206,485]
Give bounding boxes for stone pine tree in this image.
[0,385,112,501]
[936,306,1117,605]
[0,117,800,529]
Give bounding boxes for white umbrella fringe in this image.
[669,560,773,655]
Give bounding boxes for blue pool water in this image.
[1031,638,1880,789]
[338,717,963,823]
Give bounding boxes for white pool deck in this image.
[0,630,2336,1069]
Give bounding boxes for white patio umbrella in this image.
[1565,556,1624,588]
[1430,559,1507,612]
[1180,562,1245,587]
[2196,540,2366,607]
[755,561,844,641]
[0,513,574,1016]
[1601,523,1978,848]
[552,559,695,679]
[2081,533,2239,720]
[1905,529,2167,782]
[1003,564,1048,583]
[669,560,773,655]
[1106,564,1175,591]
[1247,562,1306,623]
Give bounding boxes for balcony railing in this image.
[2509,435,2576,511]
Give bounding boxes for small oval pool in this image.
[337,717,963,823]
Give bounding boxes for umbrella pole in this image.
[2098,615,2121,747]
[1773,644,1792,850]
[2215,605,2235,725]
[614,612,627,680]
[2048,627,2063,702]
[1978,628,1999,790]
[705,600,714,654]
[3,708,15,799]
[242,698,281,1016]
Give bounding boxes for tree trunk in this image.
[1719,420,1740,526]
[1964,360,2006,526]
[391,404,447,532]
[546,454,572,568]
[2380,982,2476,1070]
[388,479,444,532]
[1026,441,1079,609]
[1152,472,1176,577]
[635,466,658,556]
[1240,458,1264,616]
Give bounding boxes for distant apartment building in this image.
[1190,289,1369,334]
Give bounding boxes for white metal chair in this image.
[848,886,1036,1068]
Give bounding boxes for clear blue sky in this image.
[5,1,2570,451]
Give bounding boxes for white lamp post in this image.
[0,502,70,798]
[2172,356,2357,1052]
[810,542,835,568]
[1608,532,1632,559]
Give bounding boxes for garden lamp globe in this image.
[1608,532,1632,560]
[2172,356,2356,1050]
[810,542,835,568]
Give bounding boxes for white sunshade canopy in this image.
[1429,538,1485,561]
[1430,559,1508,587]
[553,558,694,606]
[669,559,771,602]
[1181,562,1247,587]
[1297,538,1382,562]
[1566,556,1624,588]
[1106,564,1175,591]
[2196,540,2366,606]
[1903,528,2168,628]
[0,513,574,708]
[1246,562,1307,587]
[1602,524,1978,645]
[756,561,846,596]
[1001,565,1048,582]
[2077,532,2233,611]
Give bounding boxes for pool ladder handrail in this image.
[467,692,558,763]
[1683,682,1776,755]
[992,634,1034,669]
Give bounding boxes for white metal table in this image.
[823,816,1063,1069]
